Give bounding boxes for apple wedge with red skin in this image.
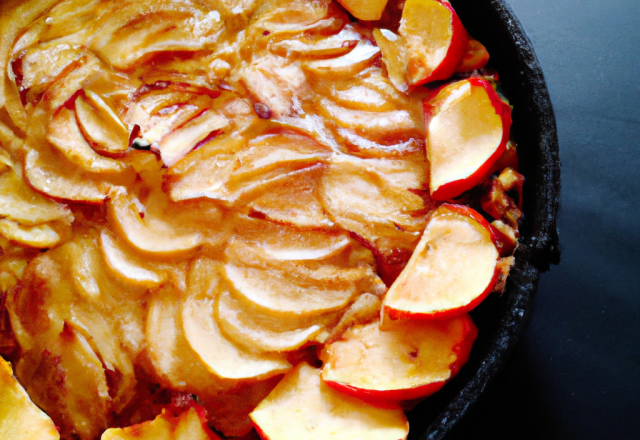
[425,78,512,201]
[251,363,409,440]
[320,314,477,407]
[400,0,468,85]
[382,204,500,321]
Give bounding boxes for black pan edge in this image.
[407,1,561,438]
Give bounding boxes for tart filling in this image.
[0,0,523,439]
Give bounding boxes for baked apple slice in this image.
[320,315,477,406]
[215,289,336,352]
[250,363,409,440]
[183,295,291,380]
[455,39,490,72]
[156,110,229,167]
[382,204,499,321]
[0,357,60,440]
[75,92,129,157]
[106,188,202,256]
[399,0,468,85]
[425,78,512,200]
[99,230,167,288]
[47,107,130,175]
[101,407,220,440]
[335,0,388,21]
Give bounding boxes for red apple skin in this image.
[424,79,512,201]
[411,0,468,85]
[322,314,478,408]
[384,204,500,321]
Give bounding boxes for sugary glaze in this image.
[0,0,523,439]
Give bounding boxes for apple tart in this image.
[0,0,524,439]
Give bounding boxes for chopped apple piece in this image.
[47,107,130,175]
[251,363,409,440]
[75,93,129,157]
[0,357,60,440]
[215,289,335,352]
[399,0,468,85]
[335,0,388,21]
[320,315,477,405]
[455,39,490,72]
[183,295,291,380]
[106,188,202,256]
[99,230,167,288]
[382,204,499,321]
[102,408,220,440]
[425,78,512,200]
[157,111,229,167]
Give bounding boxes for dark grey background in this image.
[448,0,640,439]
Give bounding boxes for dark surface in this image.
[446,0,640,439]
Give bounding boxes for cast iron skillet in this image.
[406,1,561,438]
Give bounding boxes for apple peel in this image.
[320,315,477,407]
[382,204,500,321]
[425,78,512,200]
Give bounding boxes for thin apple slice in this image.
[23,147,124,204]
[247,164,333,228]
[0,166,73,226]
[304,42,380,77]
[373,29,410,93]
[318,98,418,139]
[319,154,427,258]
[251,363,409,440]
[335,0,388,21]
[99,230,167,288]
[230,216,350,261]
[399,0,468,85]
[269,26,362,58]
[223,264,358,317]
[156,111,229,167]
[320,315,477,405]
[47,107,130,175]
[102,407,220,440]
[0,219,60,248]
[215,289,335,352]
[382,204,499,321]
[146,287,229,392]
[183,295,291,380]
[0,357,60,440]
[75,93,129,157]
[425,78,511,200]
[106,188,202,256]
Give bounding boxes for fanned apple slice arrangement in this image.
[0,0,525,439]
